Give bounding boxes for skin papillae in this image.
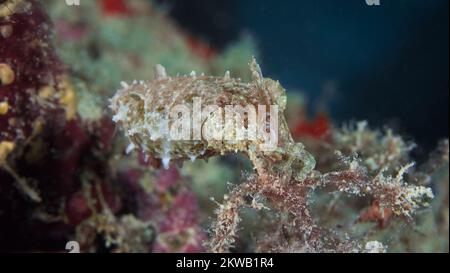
[111,58,434,253]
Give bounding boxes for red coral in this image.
[154,188,205,252]
[66,192,92,226]
[293,112,331,140]
[185,36,217,61]
[100,0,132,16]
[155,165,180,192]
[358,200,394,228]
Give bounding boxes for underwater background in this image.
[158,0,449,153]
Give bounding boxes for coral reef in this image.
[0,0,448,253]
[111,59,442,253]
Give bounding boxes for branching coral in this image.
[332,121,415,172]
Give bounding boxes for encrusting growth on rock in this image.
[0,63,15,85]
